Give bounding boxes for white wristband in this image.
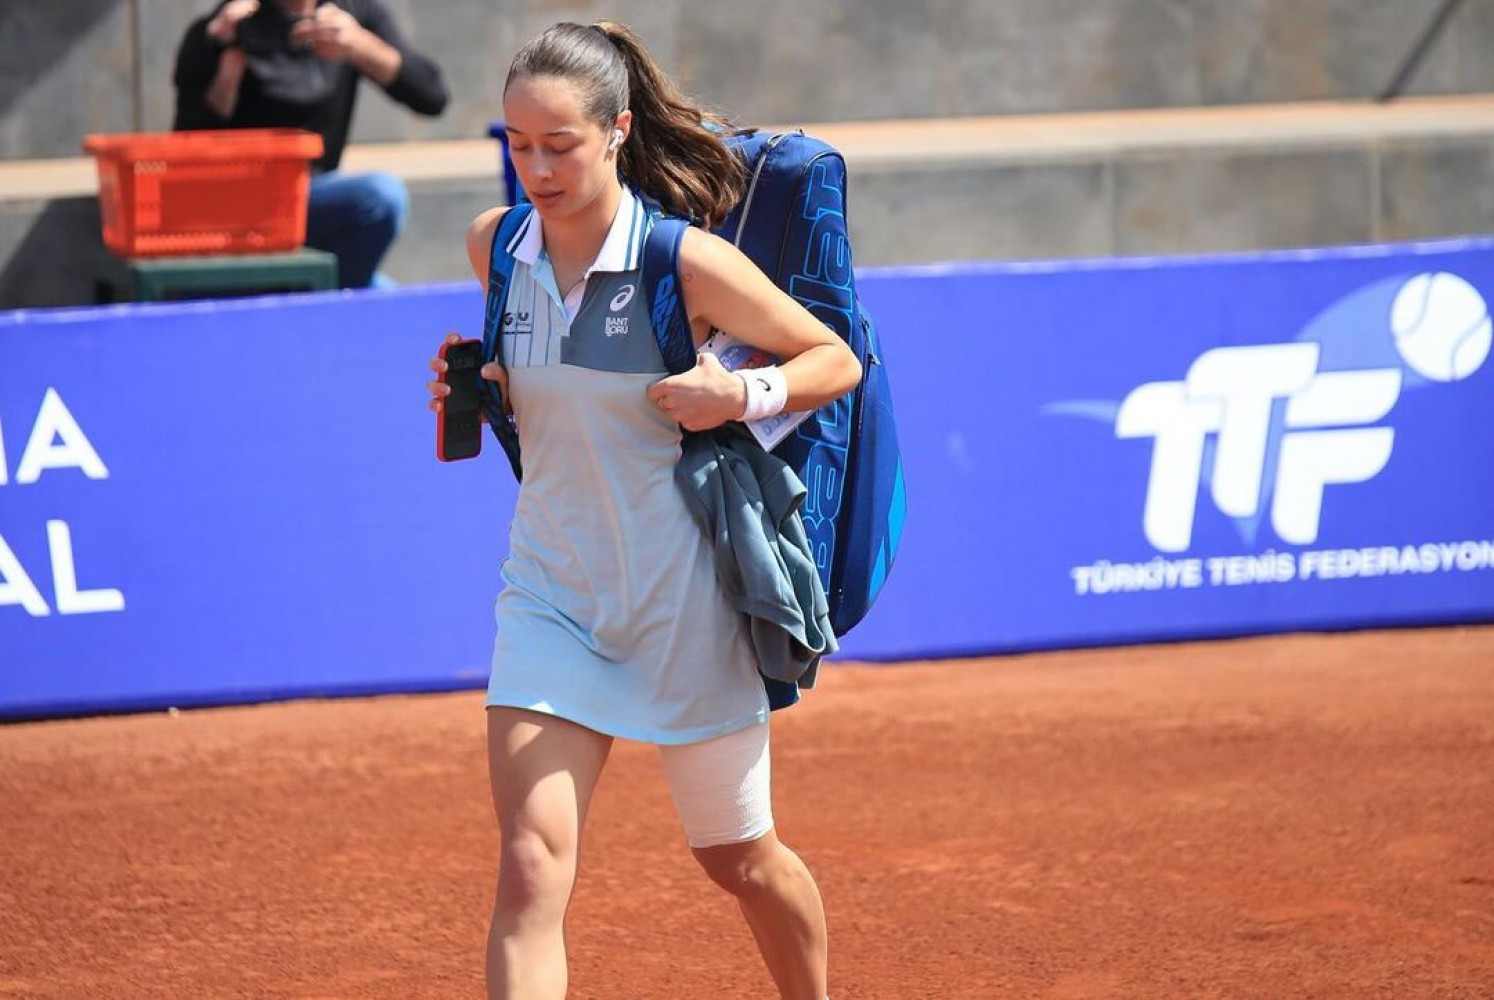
[737,365,788,421]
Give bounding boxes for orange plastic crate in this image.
[83,129,325,258]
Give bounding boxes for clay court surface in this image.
[2,626,1492,999]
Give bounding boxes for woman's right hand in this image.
[427,332,511,417]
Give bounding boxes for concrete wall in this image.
[8,127,1494,309]
[4,0,1493,160]
[846,138,1494,265]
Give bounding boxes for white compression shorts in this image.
[657,721,774,849]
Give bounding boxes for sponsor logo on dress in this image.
[605,284,633,337]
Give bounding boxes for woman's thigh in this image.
[658,721,773,850]
[487,707,613,847]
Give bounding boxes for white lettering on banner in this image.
[1070,557,1204,596]
[48,521,125,614]
[0,522,126,617]
[0,531,50,616]
[1114,383,1222,554]
[4,388,109,485]
[1069,539,1494,595]
[1,388,125,617]
[1117,344,1402,552]
[1102,271,1491,555]
[1053,270,1491,600]
[1188,344,1319,519]
[1205,551,1297,586]
[1274,369,1401,545]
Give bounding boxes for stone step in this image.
[4,96,1494,307]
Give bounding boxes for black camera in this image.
[235,8,312,57]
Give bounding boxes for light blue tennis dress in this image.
[485,188,770,744]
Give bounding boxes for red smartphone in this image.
[436,339,485,462]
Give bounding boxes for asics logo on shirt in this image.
[605,283,635,337]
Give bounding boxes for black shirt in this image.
[172,0,448,173]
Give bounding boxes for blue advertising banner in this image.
[0,286,515,717]
[3,237,1493,717]
[843,237,1494,660]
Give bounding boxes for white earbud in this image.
[609,129,624,151]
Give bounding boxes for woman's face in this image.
[502,74,627,222]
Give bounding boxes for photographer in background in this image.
[173,0,449,288]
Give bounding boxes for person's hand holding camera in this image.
[289,4,402,85]
[290,5,368,63]
[205,0,262,47]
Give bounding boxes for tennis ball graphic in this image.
[1390,271,1491,382]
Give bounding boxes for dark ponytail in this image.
[505,21,745,228]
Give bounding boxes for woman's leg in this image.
[660,723,828,1000]
[695,830,829,1000]
[486,707,613,1000]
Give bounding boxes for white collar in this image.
[508,185,647,275]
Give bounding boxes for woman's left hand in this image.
[646,352,747,431]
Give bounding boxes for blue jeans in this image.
[306,171,409,289]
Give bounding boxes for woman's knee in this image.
[692,835,796,899]
[496,830,577,918]
[487,708,611,922]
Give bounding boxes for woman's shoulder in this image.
[676,223,756,284]
[465,206,511,284]
[467,206,510,253]
[676,223,732,265]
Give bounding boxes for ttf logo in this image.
[1114,271,1490,552]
